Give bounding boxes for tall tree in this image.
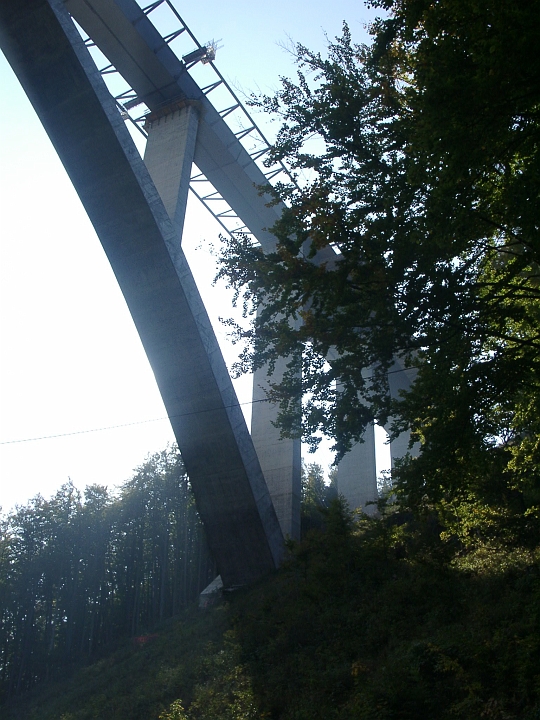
[217,0,540,538]
[301,462,337,534]
[0,446,215,699]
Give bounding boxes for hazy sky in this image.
[0,0,386,513]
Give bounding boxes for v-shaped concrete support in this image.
[143,100,200,239]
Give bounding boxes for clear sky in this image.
[0,0,387,513]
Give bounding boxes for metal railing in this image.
[75,0,295,240]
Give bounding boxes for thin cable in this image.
[0,367,418,445]
[0,398,271,446]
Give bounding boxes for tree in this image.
[217,0,540,538]
[300,462,337,534]
[0,446,216,699]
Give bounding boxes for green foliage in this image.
[300,461,337,533]
[3,506,540,719]
[0,446,215,701]
[159,699,189,720]
[228,507,540,720]
[186,634,259,720]
[216,0,540,548]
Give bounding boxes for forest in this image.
[2,0,540,717]
[1,458,540,719]
[0,448,216,699]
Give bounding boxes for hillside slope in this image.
[3,501,540,720]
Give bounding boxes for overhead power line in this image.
[1,366,418,446]
[0,398,270,446]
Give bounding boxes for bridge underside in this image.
[0,0,284,587]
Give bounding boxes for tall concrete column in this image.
[336,357,421,512]
[325,347,378,514]
[386,359,420,467]
[336,424,378,515]
[143,97,303,540]
[143,100,199,238]
[251,359,302,540]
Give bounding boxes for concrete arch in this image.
[0,0,421,581]
[0,0,283,587]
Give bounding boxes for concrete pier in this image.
[251,358,302,541]
[386,358,420,468]
[336,425,378,515]
[143,101,200,238]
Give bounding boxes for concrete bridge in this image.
[0,0,414,587]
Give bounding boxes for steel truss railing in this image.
[75,0,295,242]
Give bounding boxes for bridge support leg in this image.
[335,360,420,513]
[386,360,420,468]
[143,96,303,542]
[336,424,378,515]
[251,360,302,541]
[143,101,199,238]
